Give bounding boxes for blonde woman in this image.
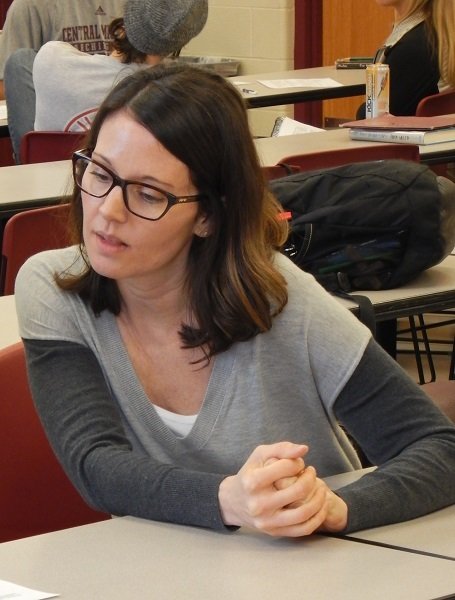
[367,0,454,115]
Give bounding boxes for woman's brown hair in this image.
[109,17,147,64]
[58,63,289,358]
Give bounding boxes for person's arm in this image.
[334,338,455,532]
[25,336,335,536]
[23,337,230,530]
[0,0,48,93]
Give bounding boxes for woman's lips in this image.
[94,231,128,251]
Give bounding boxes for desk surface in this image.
[231,66,366,108]
[1,126,452,220]
[344,504,455,561]
[0,160,71,217]
[0,100,8,138]
[255,127,455,166]
[0,514,454,600]
[338,254,455,321]
[0,295,18,350]
[328,469,455,560]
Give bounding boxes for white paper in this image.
[258,78,343,89]
[0,580,58,599]
[0,102,7,120]
[273,116,325,136]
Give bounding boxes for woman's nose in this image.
[98,185,128,222]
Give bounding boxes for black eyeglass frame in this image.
[72,149,202,222]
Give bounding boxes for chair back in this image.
[278,143,420,172]
[1,203,71,295]
[20,131,86,164]
[0,342,109,542]
[262,163,301,180]
[415,89,455,117]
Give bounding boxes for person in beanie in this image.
[4,0,208,162]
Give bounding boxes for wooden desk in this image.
[0,160,71,219]
[255,127,455,166]
[0,295,18,350]
[230,66,366,108]
[0,514,454,599]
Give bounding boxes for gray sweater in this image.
[15,247,455,533]
[0,0,125,78]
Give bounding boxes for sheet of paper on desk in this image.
[257,78,343,89]
[0,580,58,599]
[0,103,7,120]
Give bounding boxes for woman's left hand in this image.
[273,465,348,534]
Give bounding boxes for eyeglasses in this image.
[72,150,202,221]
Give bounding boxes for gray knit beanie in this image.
[124,0,208,56]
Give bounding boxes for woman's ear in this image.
[194,213,212,238]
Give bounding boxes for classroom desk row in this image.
[3,255,455,349]
[0,469,453,599]
[1,129,455,221]
[231,65,366,108]
[0,65,363,147]
[255,127,455,167]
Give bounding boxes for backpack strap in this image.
[332,289,377,338]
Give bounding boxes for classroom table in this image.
[230,65,366,108]
[0,100,8,138]
[0,295,18,350]
[0,128,453,224]
[326,468,455,560]
[0,159,71,219]
[0,511,455,600]
[342,505,455,561]
[254,127,455,167]
[338,254,455,322]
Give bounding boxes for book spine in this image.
[349,129,425,144]
[336,62,370,69]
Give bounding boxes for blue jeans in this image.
[4,48,37,163]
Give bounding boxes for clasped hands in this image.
[218,441,348,537]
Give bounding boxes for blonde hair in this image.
[405,0,455,88]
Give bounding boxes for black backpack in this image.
[270,160,455,294]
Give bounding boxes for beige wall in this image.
[183,0,295,137]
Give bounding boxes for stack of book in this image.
[341,114,455,145]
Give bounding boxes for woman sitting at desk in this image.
[358,0,454,117]
[15,63,455,537]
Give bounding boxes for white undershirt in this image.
[154,404,198,438]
